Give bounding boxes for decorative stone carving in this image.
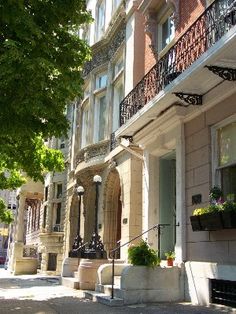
[144,11,158,56]
[83,24,125,77]
[76,140,110,166]
[166,0,180,27]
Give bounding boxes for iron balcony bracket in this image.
[205,65,236,81]
[173,92,203,106]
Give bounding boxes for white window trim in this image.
[211,113,236,187]
[157,7,175,53]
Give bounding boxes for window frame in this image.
[212,114,236,198]
[81,100,90,148]
[157,7,175,53]
[96,0,106,41]
[94,91,107,142]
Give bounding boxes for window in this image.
[43,206,47,228]
[112,56,124,132]
[112,0,121,13]
[45,186,48,201]
[114,57,124,77]
[217,122,236,201]
[56,183,62,199]
[96,95,107,141]
[96,0,105,40]
[96,73,107,90]
[82,25,90,44]
[59,137,65,149]
[55,203,61,225]
[213,118,236,202]
[112,82,123,132]
[159,15,175,51]
[81,102,90,148]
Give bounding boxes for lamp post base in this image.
[83,232,107,259]
[69,235,85,258]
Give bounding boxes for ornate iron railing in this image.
[120,0,236,125]
[110,132,119,151]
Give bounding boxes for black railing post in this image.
[157,224,161,260]
[111,256,115,299]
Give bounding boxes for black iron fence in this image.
[120,0,236,125]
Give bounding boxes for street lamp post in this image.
[93,175,101,234]
[85,174,107,259]
[69,185,85,258]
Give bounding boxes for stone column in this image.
[8,192,26,272]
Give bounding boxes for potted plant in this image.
[128,240,160,267]
[165,251,175,266]
[190,186,236,231]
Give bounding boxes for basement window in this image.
[211,279,236,307]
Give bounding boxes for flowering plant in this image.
[193,186,236,216]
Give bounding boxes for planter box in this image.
[190,212,224,231]
[221,211,236,229]
[199,212,223,231]
[190,216,202,231]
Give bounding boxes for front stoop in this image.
[83,290,124,306]
[60,276,80,289]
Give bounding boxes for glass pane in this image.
[114,58,124,76]
[218,122,236,166]
[96,74,107,89]
[162,19,169,48]
[162,16,175,49]
[221,165,236,202]
[81,105,89,147]
[113,83,123,131]
[99,96,106,140]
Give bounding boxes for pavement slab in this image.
[0,269,235,314]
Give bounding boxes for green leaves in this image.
[128,240,160,267]
[0,198,14,224]
[0,1,92,222]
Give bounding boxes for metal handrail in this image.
[109,223,170,299]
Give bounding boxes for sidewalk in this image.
[0,269,235,314]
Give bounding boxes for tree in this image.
[0,0,92,223]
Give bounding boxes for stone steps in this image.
[60,276,80,289]
[83,290,124,306]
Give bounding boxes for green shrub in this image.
[128,240,160,267]
[222,201,236,212]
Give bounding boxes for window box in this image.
[221,211,236,229]
[190,215,202,231]
[199,212,223,231]
[190,211,236,231]
[190,212,223,232]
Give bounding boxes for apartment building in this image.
[114,0,236,306]
[8,0,236,306]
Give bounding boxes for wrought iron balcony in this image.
[120,0,236,126]
[110,132,119,151]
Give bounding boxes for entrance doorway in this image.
[159,151,176,258]
[104,169,122,256]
